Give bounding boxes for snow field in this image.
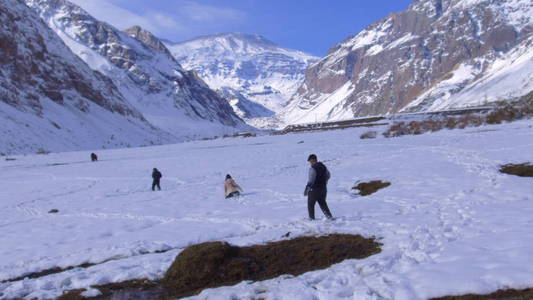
[1,119,533,299]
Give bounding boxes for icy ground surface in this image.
[1,120,533,299]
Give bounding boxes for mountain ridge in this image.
[25,0,248,139]
[282,0,532,124]
[0,0,172,154]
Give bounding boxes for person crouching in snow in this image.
[224,174,243,198]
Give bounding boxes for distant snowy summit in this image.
[165,33,319,125]
[282,0,533,125]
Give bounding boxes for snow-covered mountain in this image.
[282,0,533,124]
[0,0,172,155]
[165,33,319,122]
[25,0,247,139]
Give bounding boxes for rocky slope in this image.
[25,0,247,138]
[165,33,318,123]
[283,0,532,124]
[0,0,170,154]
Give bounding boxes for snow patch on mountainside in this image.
[405,36,533,111]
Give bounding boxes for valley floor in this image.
[0,119,532,299]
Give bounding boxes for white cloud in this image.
[67,0,246,40]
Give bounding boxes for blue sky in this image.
[69,0,413,56]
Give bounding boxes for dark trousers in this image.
[308,189,332,219]
[152,179,161,191]
[226,191,240,198]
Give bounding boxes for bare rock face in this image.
[123,26,174,59]
[283,0,532,124]
[25,0,246,135]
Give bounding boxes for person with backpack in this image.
[152,168,162,191]
[224,174,243,198]
[304,154,333,220]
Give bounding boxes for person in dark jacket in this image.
[304,154,333,220]
[90,153,98,162]
[152,168,162,191]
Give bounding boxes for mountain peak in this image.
[180,32,277,47]
[170,32,282,55]
[165,32,318,124]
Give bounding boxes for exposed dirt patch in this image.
[384,91,533,138]
[1,246,177,284]
[39,235,381,299]
[57,279,160,300]
[431,287,533,300]
[162,234,381,298]
[57,288,86,300]
[0,263,95,284]
[360,131,378,139]
[500,163,533,177]
[352,180,391,196]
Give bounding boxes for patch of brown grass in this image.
[56,288,85,300]
[431,287,533,300]
[58,279,159,300]
[352,180,391,196]
[162,234,381,299]
[360,131,378,139]
[383,115,486,137]
[500,163,533,177]
[384,91,533,138]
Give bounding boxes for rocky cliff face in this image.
[0,0,170,154]
[25,0,247,137]
[165,33,318,123]
[283,0,532,124]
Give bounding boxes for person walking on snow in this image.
[304,154,333,220]
[152,168,162,191]
[224,174,243,198]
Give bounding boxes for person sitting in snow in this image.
[224,174,243,198]
[152,168,162,191]
[90,153,98,162]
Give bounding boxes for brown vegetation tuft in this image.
[383,91,533,138]
[360,131,378,139]
[162,234,381,298]
[500,163,533,177]
[431,287,533,300]
[353,180,391,196]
